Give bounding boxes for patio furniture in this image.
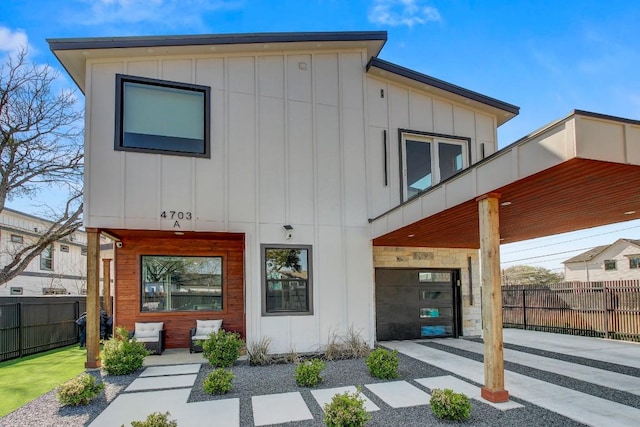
[129,322,165,355]
[190,319,222,353]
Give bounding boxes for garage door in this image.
[375,268,460,341]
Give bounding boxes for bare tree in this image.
[0,47,83,286]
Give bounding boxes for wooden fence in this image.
[502,280,640,342]
[0,296,110,362]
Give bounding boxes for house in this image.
[563,238,640,282]
[0,208,114,296]
[48,31,640,400]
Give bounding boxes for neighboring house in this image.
[563,239,640,282]
[0,208,114,296]
[47,31,640,354]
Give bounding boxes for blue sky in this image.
[2,0,639,274]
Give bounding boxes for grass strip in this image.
[0,346,86,417]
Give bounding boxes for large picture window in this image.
[115,74,210,157]
[400,131,470,201]
[141,255,222,312]
[262,245,312,315]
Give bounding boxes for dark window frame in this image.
[115,74,211,158]
[398,129,472,202]
[10,234,23,244]
[139,254,224,313]
[629,257,640,269]
[604,259,617,271]
[60,244,70,253]
[261,244,313,316]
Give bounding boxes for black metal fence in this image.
[503,280,640,342]
[0,296,107,362]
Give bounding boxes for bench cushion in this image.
[134,322,164,339]
[194,319,222,339]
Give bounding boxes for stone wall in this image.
[373,246,482,336]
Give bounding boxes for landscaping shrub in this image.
[203,368,234,395]
[247,337,273,366]
[202,330,244,368]
[102,326,149,375]
[56,373,104,406]
[126,411,178,427]
[365,348,399,380]
[295,358,326,387]
[324,326,370,360]
[324,388,371,427]
[430,388,472,421]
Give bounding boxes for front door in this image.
[375,268,460,341]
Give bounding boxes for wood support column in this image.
[477,193,509,403]
[102,258,112,317]
[85,228,101,369]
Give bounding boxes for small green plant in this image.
[247,337,273,366]
[430,388,472,421]
[365,348,399,380]
[324,388,371,427]
[202,330,244,368]
[102,327,149,375]
[295,358,326,387]
[126,411,178,427]
[56,373,104,406]
[203,368,234,395]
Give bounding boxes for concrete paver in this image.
[311,386,380,412]
[139,363,202,377]
[251,392,313,426]
[365,381,430,408]
[125,374,198,392]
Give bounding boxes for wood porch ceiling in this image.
[372,158,640,249]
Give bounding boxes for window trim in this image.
[139,254,225,313]
[115,74,211,158]
[398,129,471,202]
[10,234,23,244]
[261,244,313,316]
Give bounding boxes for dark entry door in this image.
[375,268,459,341]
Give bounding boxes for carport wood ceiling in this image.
[373,158,640,249]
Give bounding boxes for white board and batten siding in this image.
[365,75,498,218]
[84,49,374,352]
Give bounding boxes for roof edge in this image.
[47,30,388,53]
[366,57,520,116]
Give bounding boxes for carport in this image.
[370,110,640,402]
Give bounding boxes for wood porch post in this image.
[477,193,509,402]
[85,228,101,369]
[102,258,112,317]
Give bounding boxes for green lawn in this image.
[0,346,87,417]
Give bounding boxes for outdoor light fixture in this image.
[283,225,293,240]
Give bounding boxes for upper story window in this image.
[604,259,616,271]
[40,245,53,271]
[629,257,640,269]
[400,130,470,201]
[115,74,211,157]
[10,234,23,244]
[60,244,70,253]
[262,245,313,316]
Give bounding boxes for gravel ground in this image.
[0,347,591,427]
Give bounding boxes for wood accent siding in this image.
[112,230,245,349]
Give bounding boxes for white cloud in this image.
[368,0,441,28]
[75,0,242,28]
[0,27,30,56]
